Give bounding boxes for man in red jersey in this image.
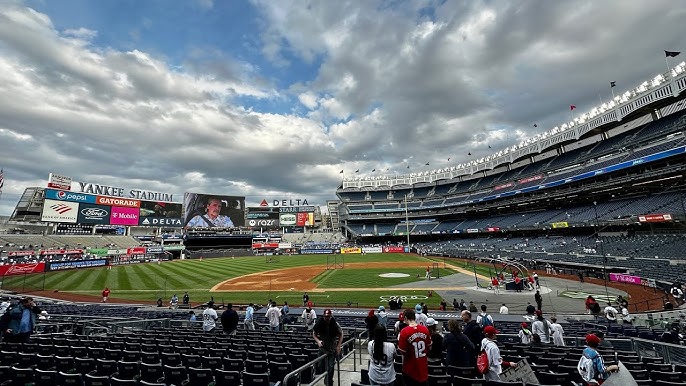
[398,308,432,386]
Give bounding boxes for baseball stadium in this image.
[3,59,686,386]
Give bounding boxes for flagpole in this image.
[610,84,615,100]
[665,55,672,74]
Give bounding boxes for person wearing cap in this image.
[377,305,389,328]
[244,303,255,330]
[102,287,110,303]
[481,325,515,381]
[532,310,552,344]
[221,303,239,336]
[202,301,218,333]
[313,309,343,386]
[518,322,533,344]
[367,324,396,386]
[1,297,42,343]
[302,302,317,331]
[398,308,432,386]
[394,312,407,334]
[443,318,474,367]
[425,318,443,363]
[365,310,379,339]
[414,304,428,326]
[578,334,618,385]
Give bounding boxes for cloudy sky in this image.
[0,0,684,214]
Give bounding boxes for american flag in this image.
[0,168,4,192]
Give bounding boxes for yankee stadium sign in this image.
[74,182,175,202]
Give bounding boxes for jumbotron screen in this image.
[182,193,246,228]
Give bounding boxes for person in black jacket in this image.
[220,303,239,336]
[460,310,482,366]
[443,318,474,367]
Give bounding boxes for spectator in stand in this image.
[182,292,190,306]
[221,303,239,336]
[414,304,428,326]
[202,301,218,333]
[365,309,379,339]
[244,303,255,330]
[169,294,179,309]
[595,331,613,349]
[532,310,552,344]
[377,306,389,329]
[189,311,197,322]
[265,301,281,332]
[303,292,309,307]
[367,325,396,386]
[394,312,407,335]
[534,290,543,311]
[468,301,478,313]
[156,298,163,307]
[604,303,619,324]
[398,309,432,386]
[526,302,536,316]
[578,334,619,385]
[425,318,443,363]
[518,322,533,344]
[443,318,474,367]
[550,316,565,346]
[1,297,41,343]
[452,299,459,311]
[302,302,317,331]
[499,303,509,314]
[313,309,343,386]
[482,326,515,381]
[461,310,482,364]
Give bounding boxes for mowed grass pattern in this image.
[2,253,463,307]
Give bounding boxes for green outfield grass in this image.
[1,253,502,308]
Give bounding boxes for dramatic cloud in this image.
[0,0,684,216]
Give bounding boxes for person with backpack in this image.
[480,326,515,381]
[443,318,475,367]
[377,305,389,328]
[532,310,552,344]
[476,305,494,329]
[577,333,618,385]
[461,310,482,366]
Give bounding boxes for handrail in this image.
[282,331,359,386]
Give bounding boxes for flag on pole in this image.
[371,169,375,172]
[665,50,681,58]
[610,81,616,88]
[468,152,472,156]
[339,169,343,173]
[407,165,410,169]
[533,123,537,127]
[355,169,359,173]
[570,105,576,111]
[447,157,450,161]
[0,168,3,191]
[425,162,430,166]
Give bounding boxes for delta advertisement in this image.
[0,262,46,276]
[139,200,183,227]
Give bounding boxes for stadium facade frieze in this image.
[74,181,175,202]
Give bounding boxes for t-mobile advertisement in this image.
[110,206,140,225]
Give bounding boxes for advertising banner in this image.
[87,248,109,256]
[252,243,279,249]
[638,214,672,223]
[609,273,642,285]
[39,249,83,255]
[247,218,280,228]
[97,196,140,208]
[108,249,128,255]
[183,193,246,227]
[7,251,36,257]
[77,203,111,224]
[0,262,45,276]
[146,246,164,254]
[486,227,501,232]
[246,209,280,219]
[41,199,79,223]
[110,206,140,225]
[300,249,335,254]
[139,217,183,227]
[341,247,362,254]
[279,213,297,226]
[46,259,107,271]
[47,173,72,190]
[127,247,146,255]
[552,221,569,228]
[362,246,383,253]
[494,182,514,191]
[383,246,405,253]
[45,188,96,204]
[466,228,479,233]
[278,242,292,249]
[296,212,315,227]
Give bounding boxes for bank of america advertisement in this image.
[41,199,79,223]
